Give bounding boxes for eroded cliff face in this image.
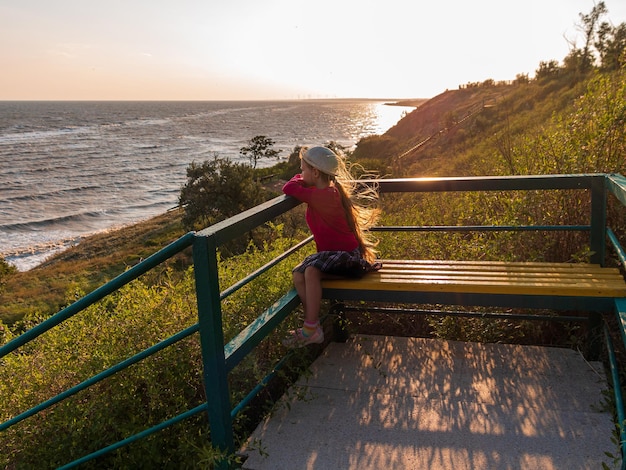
[352,85,516,176]
[385,87,511,142]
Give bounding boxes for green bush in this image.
[179,156,270,231]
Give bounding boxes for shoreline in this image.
[386,98,428,107]
[0,208,187,322]
[3,238,83,272]
[3,215,171,272]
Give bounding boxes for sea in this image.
[0,99,414,271]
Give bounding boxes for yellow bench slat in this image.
[324,277,626,297]
[372,273,623,286]
[380,259,601,268]
[380,259,615,274]
[378,269,620,281]
[321,260,626,298]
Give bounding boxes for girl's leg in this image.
[286,266,342,346]
[295,266,342,323]
[302,266,323,324]
[292,270,307,315]
[284,267,325,346]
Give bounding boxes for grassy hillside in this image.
[0,210,190,324]
[354,69,623,178]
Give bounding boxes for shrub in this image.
[179,156,270,231]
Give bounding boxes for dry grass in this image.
[0,209,189,325]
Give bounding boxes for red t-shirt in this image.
[282,174,359,252]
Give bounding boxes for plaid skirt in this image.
[293,248,382,278]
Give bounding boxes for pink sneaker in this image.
[282,327,324,348]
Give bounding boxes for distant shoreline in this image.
[387,98,428,107]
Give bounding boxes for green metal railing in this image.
[2,173,626,469]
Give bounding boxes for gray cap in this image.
[301,146,339,176]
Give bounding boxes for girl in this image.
[282,146,381,347]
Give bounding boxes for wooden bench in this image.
[321,259,626,359]
[321,259,626,312]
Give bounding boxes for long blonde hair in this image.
[308,149,380,263]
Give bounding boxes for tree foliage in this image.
[535,60,562,81]
[178,155,269,230]
[564,1,625,73]
[574,0,608,73]
[597,21,626,71]
[239,135,281,169]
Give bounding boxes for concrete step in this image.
[241,335,616,470]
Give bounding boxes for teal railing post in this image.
[192,233,234,467]
[587,175,608,360]
[590,175,607,266]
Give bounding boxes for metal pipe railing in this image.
[604,322,626,470]
[372,224,591,232]
[3,173,626,469]
[0,324,200,432]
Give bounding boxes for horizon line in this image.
[0,97,431,103]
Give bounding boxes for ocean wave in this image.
[0,126,96,145]
[2,237,81,259]
[0,198,176,233]
[1,185,104,204]
[0,210,116,232]
[3,242,80,271]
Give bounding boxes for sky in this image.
[2,0,625,101]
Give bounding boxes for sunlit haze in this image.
[2,0,625,101]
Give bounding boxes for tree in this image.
[514,73,530,85]
[578,1,608,71]
[596,21,626,70]
[178,155,268,230]
[240,135,281,169]
[535,60,561,81]
[565,1,608,74]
